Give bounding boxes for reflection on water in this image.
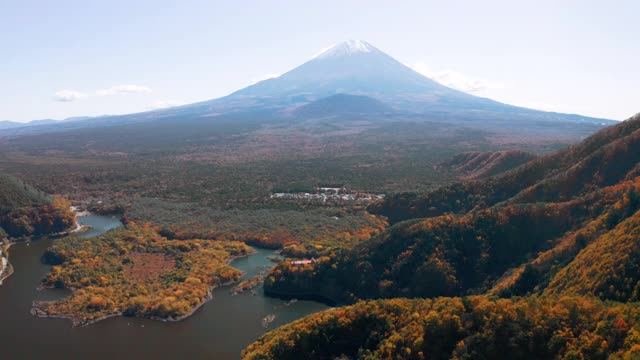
[77,214,123,239]
[0,214,328,359]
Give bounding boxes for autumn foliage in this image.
[247,114,640,358]
[369,114,640,223]
[265,114,640,304]
[243,296,640,360]
[0,196,75,238]
[35,222,251,325]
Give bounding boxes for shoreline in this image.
[31,247,258,327]
[1,205,107,286]
[0,262,14,285]
[31,307,124,327]
[0,242,14,285]
[147,249,258,324]
[0,219,88,286]
[5,206,90,247]
[66,206,93,236]
[30,243,332,327]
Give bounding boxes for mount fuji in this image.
[173,39,612,126]
[2,40,613,137]
[229,40,454,99]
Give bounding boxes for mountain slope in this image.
[0,119,57,131]
[263,113,640,303]
[215,40,612,125]
[438,150,537,180]
[229,40,458,99]
[0,175,52,212]
[292,94,392,118]
[243,296,640,360]
[249,112,640,359]
[0,121,25,130]
[544,207,640,301]
[0,40,613,140]
[370,113,640,223]
[0,175,75,238]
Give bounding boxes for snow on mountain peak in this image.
[315,40,379,59]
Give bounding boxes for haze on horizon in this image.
[1,0,638,122]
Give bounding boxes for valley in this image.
[0,35,636,360]
[246,113,640,359]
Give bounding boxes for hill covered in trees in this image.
[246,113,640,358]
[265,113,640,302]
[0,174,75,238]
[438,150,537,180]
[0,174,52,212]
[243,296,640,360]
[369,113,640,223]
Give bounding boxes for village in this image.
[290,258,317,266]
[270,186,385,204]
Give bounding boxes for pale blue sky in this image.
[1,0,637,122]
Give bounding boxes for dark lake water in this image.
[0,214,328,359]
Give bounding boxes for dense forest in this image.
[124,198,387,253]
[0,174,75,238]
[0,174,52,210]
[243,296,640,360]
[265,178,640,303]
[34,222,252,325]
[369,113,640,223]
[244,113,640,358]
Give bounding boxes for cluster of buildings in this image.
[290,258,317,266]
[270,187,385,203]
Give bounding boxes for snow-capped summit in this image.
[228,39,454,100]
[210,40,608,126]
[315,40,380,58]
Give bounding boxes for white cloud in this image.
[53,90,88,102]
[147,100,185,110]
[53,84,151,102]
[411,62,504,93]
[96,84,151,96]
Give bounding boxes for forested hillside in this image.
[438,150,537,180]
[266,113,640,302]
[369,113,640,223]
[247,113,640,359]
[544,207,640,301]
[0,174,75,238]
[265,180,640,302]
[243,296,640,360]
[0,174,51,211]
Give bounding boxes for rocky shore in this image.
[0,242,13,285]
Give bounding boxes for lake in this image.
[0,214,328,359]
